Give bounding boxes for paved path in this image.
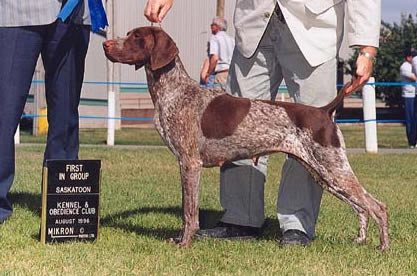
[346,148,417,154]
[16,143,417,154]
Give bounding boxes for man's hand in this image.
[144,0,174,23]
[354,46,376,90]
[344,46,377,96]
[200,72,208,84]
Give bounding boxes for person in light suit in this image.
[0,0,106,223]
[144,0,380,246]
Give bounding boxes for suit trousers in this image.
[0,20,90,222]
[220,13,337,238]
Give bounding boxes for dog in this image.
[103,26,389,251]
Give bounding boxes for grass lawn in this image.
[1,137,417,274]
[19,124,412,149]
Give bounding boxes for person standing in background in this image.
[400,48,417,148]
[200,42,215,88]
[201,17,234,89]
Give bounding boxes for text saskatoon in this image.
[55,186,92,193]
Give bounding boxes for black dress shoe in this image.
[195,222,260,240]
[279,229,312,247]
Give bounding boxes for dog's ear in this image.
[150,28,179,71]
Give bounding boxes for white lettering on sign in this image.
[55,186,92,193]
[81,208,96,215]
[78,218,90,224]
[49,208,79,216]
[69,172,89,180]
[48,201,96,216]
[48,227,75,236]
[59,173,65,180]
[66,164,84,172]
[55,218,76,225]
[56,201,80,209]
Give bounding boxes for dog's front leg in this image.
[172,160,202,248]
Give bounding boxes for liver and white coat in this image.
[103,26,389,251]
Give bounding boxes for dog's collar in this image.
[135,62,146,70]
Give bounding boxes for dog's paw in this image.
[168,237,177,244]
[354,236,366,245]
[168,237,192,248]
[377,243,390,252]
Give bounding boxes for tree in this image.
[346,14,417,107]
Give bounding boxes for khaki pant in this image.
[214,71,228,88]
[220,13,337,238]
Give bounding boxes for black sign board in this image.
[40,160,101,244]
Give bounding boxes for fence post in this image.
[106,0,115,146]
[362,77,378,153]
[14,124,20,145]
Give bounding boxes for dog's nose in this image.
[102,40,114,49]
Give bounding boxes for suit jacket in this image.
[0,0,91,27]
[233,0,381,67]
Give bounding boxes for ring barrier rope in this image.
[30,80,417,87]
[22,80,412,124]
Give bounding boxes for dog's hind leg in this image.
[352,206,369,245]
[362,192,389,251]
[292,154,389,251]
[174,160,202,248]
[348,192,388,251]
[326,175,389,251]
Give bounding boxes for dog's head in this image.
[103,26,179,71]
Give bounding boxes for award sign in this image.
[40,160,101,244]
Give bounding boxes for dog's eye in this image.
[137,38,145,47]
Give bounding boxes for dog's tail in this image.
[320,81,354,116]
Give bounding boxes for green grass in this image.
[1,145,417,275]
[20,124,412,148]
[20,128,164,146]
[339,124,410,149]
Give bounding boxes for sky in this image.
[382,0,417,23]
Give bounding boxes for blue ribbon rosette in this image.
[58,0,108,33]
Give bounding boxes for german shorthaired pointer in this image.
[103,26,389,251]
